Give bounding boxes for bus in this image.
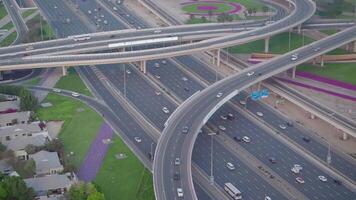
[224,183,242,200]
[69,35,91,42]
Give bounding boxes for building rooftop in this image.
[0,111,30,126]
[7,134,48,151]
[30,151,63,174]
[24,174,72,192]
[0,122,42,137]
[0,100,20,112]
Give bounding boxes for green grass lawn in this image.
[2,21,14,30]
[297,63,356,85]
[229,0,263,10]
[55,68,92,96]
[320,29,339,35]
[0,32,17,47]
[0,4,7,21]
[37,93,102,167]
[186,17,212,24]
[21,9,37,19]
[94,135,155,200]
[22,77,41,86]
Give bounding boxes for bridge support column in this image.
[140,60,146,74]
[61,66,67,76]
[0,71,3,81]
[312,58,316,65]
[216,49,221,67]
[342,132,348,140]
[310,113,315,119]
[352,41,356,52]
[297,24,302,34]
[292,66,296,79]
[264,37,270,53]
[320,55,324,67]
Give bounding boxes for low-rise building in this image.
[0,122,49,145]
[0,100,20,114]
[30,151,64,176]
[0,111,31,127]
[7,135,49,160]
[24,174,75,200]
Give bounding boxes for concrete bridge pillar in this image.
[61,66,67,76]
[310,113,315,119]
[320,55,324,67]
[297,24,302,34]
[264,37,270,53]
[0,71,3,81]
[352,41,356,52]
[342,132,348,140]
[292,66,296,79]
[216,49,221,67]
[140,60,146,74]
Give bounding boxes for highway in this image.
[2,0,28,44]
[6,0,354,199]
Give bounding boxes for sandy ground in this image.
[47,121,64,139]
[125,1,166,27]
[149,0,188,23]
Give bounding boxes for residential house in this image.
[0,122,49,144]
[0,100,20,114]
[0,111,31,127]
[24,174,75,200]
[30,151,64,176]
[7,135,49,160]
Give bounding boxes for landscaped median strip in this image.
[78,122,114,182]
[277,77,356,102]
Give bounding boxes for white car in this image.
[247,71,255,76]
[134,137,141,143]
[218,125,226,131]
[256,112,264,117]
[242,136,251,143]
[293,164,303,171]
[279,124,287,130]
[53,88,61,93]
[162,107,169,114]
[181,77,188,81]
[155,90,161,95]
[154,63,160,68]
[71,92,80,97]
[154,30,162,34]
[126,69,131,74]
[239,100,246,105]
[314,47,320,52]
[291,54,298,61]
[113,7,118,11]
[226,162,235,170]
[220,115,227,120]
[318,175,327,182]
[161,60,167,65]
[155,75,161,79]
[296,177,305,184]
[174,157,180,166]
[177,188,184,198]
[216,92,223,98]
[265,196,272,200]
[291,167,300,174]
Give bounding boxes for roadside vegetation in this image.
[297,63,356,85]
[0,32,17,47]
[0,2,7,20]
[24,14,54,42]
[21,9,37,19]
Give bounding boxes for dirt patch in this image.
[47,121,64,139]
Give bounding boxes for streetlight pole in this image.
[124,64,126,98]
[208,132,216,184]
[326,142,331,165]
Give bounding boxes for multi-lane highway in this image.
[5,0,356,199]
[2,0,28,44]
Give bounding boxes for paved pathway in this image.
[78,122,114,182]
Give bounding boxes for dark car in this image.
[227,113,235,120]
[233,136,242,142]
[302,137,311,143]
[184,87,190,92]
[173,172,180,180]
[268,157,277,164]
[110,35,115,38]
[334,179,342,185]
[182,126,189,134]
[286,121,294,127]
